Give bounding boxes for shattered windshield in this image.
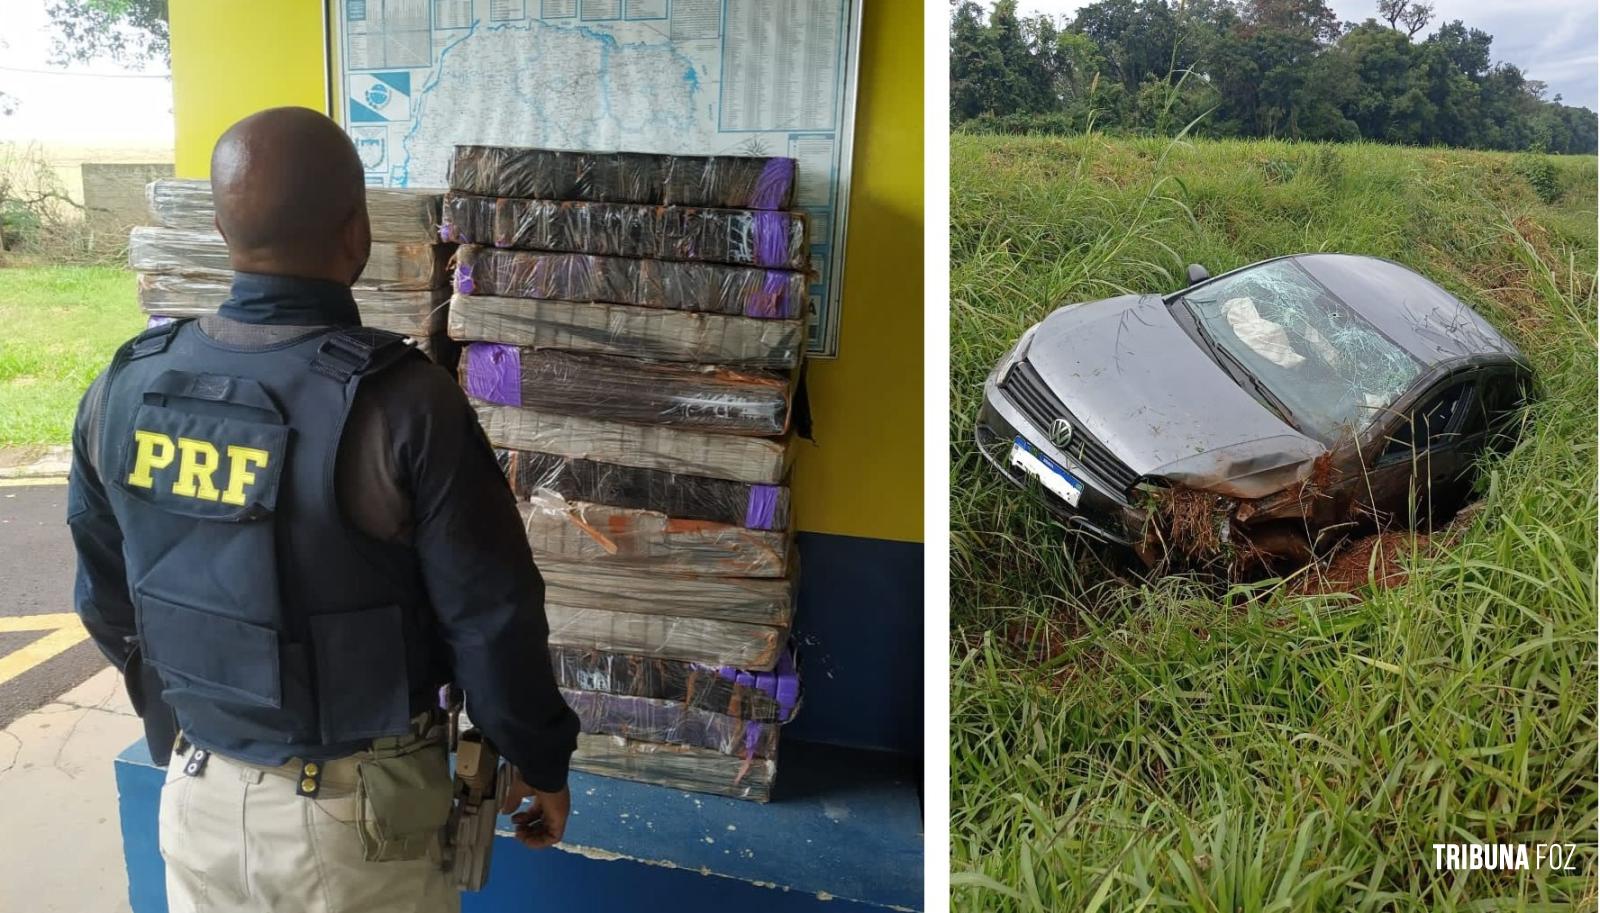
[1178,259,1423,443]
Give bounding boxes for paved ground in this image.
[0,481,139,912]
[0,481,111,728]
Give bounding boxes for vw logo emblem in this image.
[1049,418,1074,449]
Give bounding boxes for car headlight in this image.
[995,324,1041,386]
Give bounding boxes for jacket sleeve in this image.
[391,362,580,792]
[65,370,138,671]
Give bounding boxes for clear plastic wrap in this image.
[146,178,442,241]
[549,646,800,724]
[461,343,791,436]
[439,194,809,270]
[472,400,791,484]
[572,733,775,801]
[136,269,449,336]
[448,146,797,211]
[145,313,454,364]
[445,294,802,368]
[453,245,805,319]
[540,560,795,626]
[129,226,449,289]
[499,450,790,531]
[561,688,780,759]
[547,605,785,670]
[518,494,790,578]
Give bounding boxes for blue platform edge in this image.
[117,738,922,912]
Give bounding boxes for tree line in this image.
[951,0,1599,154]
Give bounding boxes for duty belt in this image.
[173,709,447,796]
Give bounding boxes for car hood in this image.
[1026,294,1327,499]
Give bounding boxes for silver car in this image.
[975,254,1532,565]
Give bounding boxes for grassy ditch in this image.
[950,134,1597,910]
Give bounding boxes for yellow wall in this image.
[170,3,329,176]
[168,1,923,544]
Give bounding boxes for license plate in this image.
[1009,436,1084,507]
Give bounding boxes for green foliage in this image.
[948,0,1599,154]
[46,0,169,67]
[1514,152,1560,203]
[950,134,1599,910]
[0,266,144,444]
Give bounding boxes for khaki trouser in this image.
[159,742,459,913]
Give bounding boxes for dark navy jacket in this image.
[67,273,578,790]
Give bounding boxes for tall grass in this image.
[950,135,1597,910]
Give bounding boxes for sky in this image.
[0,0,173,146]
[1020,0,1600,111]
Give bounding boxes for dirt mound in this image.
[1294,531,1433,595]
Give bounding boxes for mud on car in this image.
[975,254,1532,570]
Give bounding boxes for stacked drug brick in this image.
[443,146,808,801]
[130,180,456,361]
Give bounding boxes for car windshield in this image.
[1177,259,1423,443]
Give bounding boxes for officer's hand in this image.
[512,784,571,850]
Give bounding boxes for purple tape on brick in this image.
[455,262,476,295]
[754,672,777,700]
[776,645,799,720]
[716,666,739,682]
[744,720,762,759]
[463,344,522,406]
[146,315,175,330]
[752,211,791,268]
[745,271,800,319]
[749,158,795,210]
[744,484,780,530]
[736,671,756,692]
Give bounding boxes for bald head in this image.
[210,107,370,283]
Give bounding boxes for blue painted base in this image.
[788,533,924,756]
[117,738,922,912]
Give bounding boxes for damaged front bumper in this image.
[974,372,1146,547]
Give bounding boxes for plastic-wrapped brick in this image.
[550,646,800,724]
[472,401,791,484]
[146,178,442,241]
[453,245,805,319]
[137,269,449,337]
[518,493,790,578]
[461,343,791,436]
[448,145,797,211]
[446,294,802,368]
[572,733,775,801]
[547,604,784,670]
[439,194,809,271]
[561,688,780,759]
[129,226,448,288]
[499,450,790,531]
[540,560,795,626]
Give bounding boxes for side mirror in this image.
[1186,264,1210,286]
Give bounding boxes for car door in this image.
[1366,377,1475,527]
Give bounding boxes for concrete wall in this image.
[81,162,173,246]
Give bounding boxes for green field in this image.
[950,135,1597,910]
[0,266,144,445]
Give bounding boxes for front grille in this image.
[1000,359,1140,494]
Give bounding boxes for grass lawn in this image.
[950,135,1596,910]
[0,265,145,446]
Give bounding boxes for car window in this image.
[1381,382,1469,461]
[1179,260,1424,444]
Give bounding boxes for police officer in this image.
[66,107,580,912]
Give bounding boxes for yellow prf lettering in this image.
[172,438,222,501]
[126,430,174,489]
[221,446,270,506]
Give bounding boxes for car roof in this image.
[1285,253,1524,368]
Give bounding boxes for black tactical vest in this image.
[98,319,443,764]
